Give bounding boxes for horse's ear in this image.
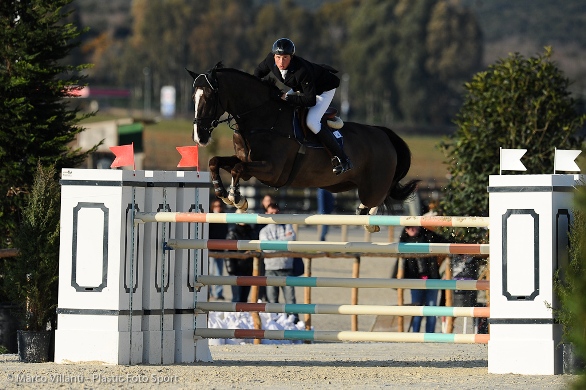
[185,68,198,79]
[213,61,224,70]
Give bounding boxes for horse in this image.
[186,62,419,232]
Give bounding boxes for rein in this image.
[194,84,275,134]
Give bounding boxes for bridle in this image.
[192,70,282,136]
[192,74,230,137]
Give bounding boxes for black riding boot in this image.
[316,129,353,175]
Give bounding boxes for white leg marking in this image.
[193,89,204,144]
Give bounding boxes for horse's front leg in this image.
[227,175,248,210]
[227,161,247,210]
[356,204,381,233]
[228,160,276,211]
[209,155,241,206]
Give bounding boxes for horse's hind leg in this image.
[356,204,381,233]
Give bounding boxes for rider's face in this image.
[274,54,291,70]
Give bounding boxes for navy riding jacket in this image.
[254,52,340,107]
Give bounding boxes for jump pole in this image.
[195,328,489,344]
[137,212,489,228]
[165,239,489,255]
[196,275,489,290]
[196,302,490,318]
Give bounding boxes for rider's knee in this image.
[306,120,321,134]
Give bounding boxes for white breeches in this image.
[288,88,336,134]
[307,89,336,134]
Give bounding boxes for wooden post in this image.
[251,256,262,345]
[304,257,312,336]
[397,257,405,332]
[445,258,454,334]
[351,255,361,331]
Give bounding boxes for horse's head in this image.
[187,63,286,145]
[186,63,223,146]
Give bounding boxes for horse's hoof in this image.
[221,198,234,206]
[234,197,248,210]
[364,225,381,233]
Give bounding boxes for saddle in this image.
[293,107,344,147]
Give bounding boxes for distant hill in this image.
[462,0,585,47]
[461,0,585,95]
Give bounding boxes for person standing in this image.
[259,203,298,321]
[317,188,334,241]
[399,226,447,333]
[254,37,352,175]
[225,218,255,303]
[208,199,228,301]
[254,194,275,302]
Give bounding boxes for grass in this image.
[402,136,449,183]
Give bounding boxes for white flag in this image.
[500,148,527,172]
[554,149,581,172]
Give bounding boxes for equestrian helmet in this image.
[272,38,295,56]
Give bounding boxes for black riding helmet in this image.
[272,38,295,56]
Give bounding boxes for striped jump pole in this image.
[136,212,490,228]
[196,302,490,318]
[195,328,489,344]
[165,239,489,255]
[196,275,490,291]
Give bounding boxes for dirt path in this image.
[0,343,574,389]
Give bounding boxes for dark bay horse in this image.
[187,63,418,231]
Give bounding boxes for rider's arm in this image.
[282,71,317,107]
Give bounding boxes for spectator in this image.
[208,199,228,301]
[255,194,275,302]
[259,203,298,321]
[225,213,255,303]
[399,226,447,333]
[317,188,334,241]
[261,194,275,212]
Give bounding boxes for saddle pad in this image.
[293,111,343,148]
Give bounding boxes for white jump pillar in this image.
[488,174,583,375]
[55,169,211,364]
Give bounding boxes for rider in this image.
[254,38,353,175]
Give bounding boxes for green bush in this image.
[439,47,585,243]
[554,187,586,386]
[4,164,60,331]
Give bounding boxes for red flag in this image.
[176,146,199,170]
[110,143,135,169]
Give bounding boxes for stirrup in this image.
[331,157,353,175]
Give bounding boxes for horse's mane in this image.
[211,62,278,91]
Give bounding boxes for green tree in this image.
[341,0,401,123]
[5,164,60,331]
[0,0,96,246]
[341,0,481,125]
[425,1,483,124]
[439,48,585,242]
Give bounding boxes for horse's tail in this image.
[375,126,420,206]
